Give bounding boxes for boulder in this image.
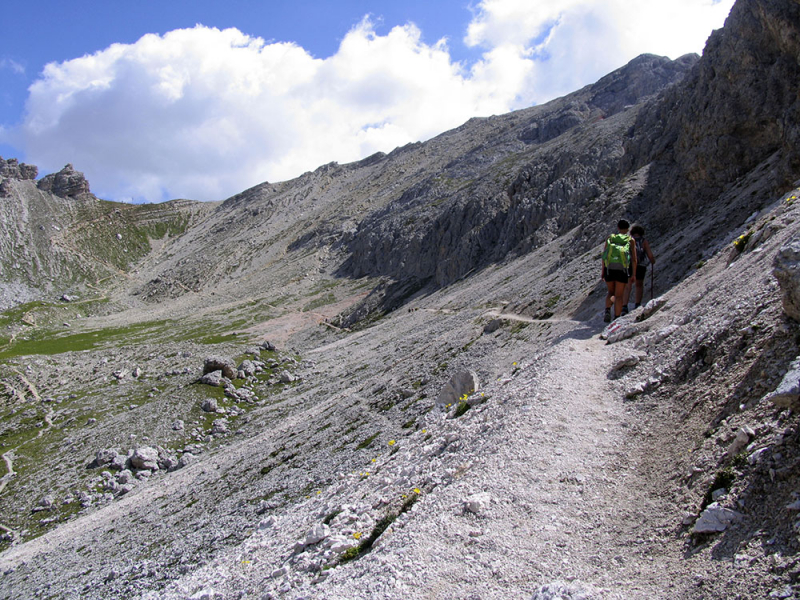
[211,419,229,435]
[483,319,502,334]
[437,370,480,408]
[130,447,159,471]
[203,357,237,380]
[116,470,133,484]
[763,357,800,408]
[693,502,742,534]
[95,448,120,467]
[201,398,219,413]
[178,452,195,469]
[110,454,127,471]
[603,319,647,344]
[727,426,755,457]
[200,370,227,387]
[279,370,296,384]
[238,360,257,377]
[774,239,800,322]
[464,492,492,515]
[304,523,330,545]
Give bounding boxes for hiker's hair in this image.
[630,224,645,236]
[617,219,630,230]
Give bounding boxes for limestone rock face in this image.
[773,238,800,321]
[0,157,38,197]
[0,157,38,181]
[627,0,800,221]
[339,54,698,290]
[37,164,91,197]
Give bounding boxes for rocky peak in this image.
[0,157,38,197]
[37,163,91,197]
[0,157,38,181]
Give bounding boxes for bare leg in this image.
[606,281,615,309]
[622,279,633,307]
[635,279,644,305]
[614,281,627,317]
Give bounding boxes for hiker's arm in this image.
[601,242,607,279]
[630,239,637,271]
[644,240,655,264]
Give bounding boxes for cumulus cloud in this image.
[8,1,734,202]
[467,0,735,102]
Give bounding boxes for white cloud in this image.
[467,0,735,102]
[8,1,735,202]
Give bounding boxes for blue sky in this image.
[0,0,735,202]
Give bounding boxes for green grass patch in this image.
[303,292,336,313]
[338,491,420,565]
[701,466,736,510]
[356,432,381,450]
[453,401,471,418]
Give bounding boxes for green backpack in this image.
[603,233,632,272]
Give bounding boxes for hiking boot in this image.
[621,305,629,316]
[603,308,611,323]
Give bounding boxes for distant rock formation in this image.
[37,163,91,197]
[0,157,38,197]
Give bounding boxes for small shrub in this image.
[454,401,471,418]
[701,466,736,510]
[340,547,359,562]
[322,509,341,525]
[733,231,752,252]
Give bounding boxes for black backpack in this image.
[633,235,649,267]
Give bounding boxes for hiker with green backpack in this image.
[602,219,637,323]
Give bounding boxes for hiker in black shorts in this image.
[626,224,656,310]
[602,219,637,323]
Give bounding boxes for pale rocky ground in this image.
[2,2,799,596]
[2,185,800,599]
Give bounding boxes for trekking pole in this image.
[650,265,655,302]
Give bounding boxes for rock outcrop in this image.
[36,164,91,197]
[773,237,800,321]
[0,157,38,198]
[0,157,38,181]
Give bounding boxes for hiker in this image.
[625,224,656,310]
[602,219,637,323]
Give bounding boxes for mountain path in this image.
[384,330,668,598]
